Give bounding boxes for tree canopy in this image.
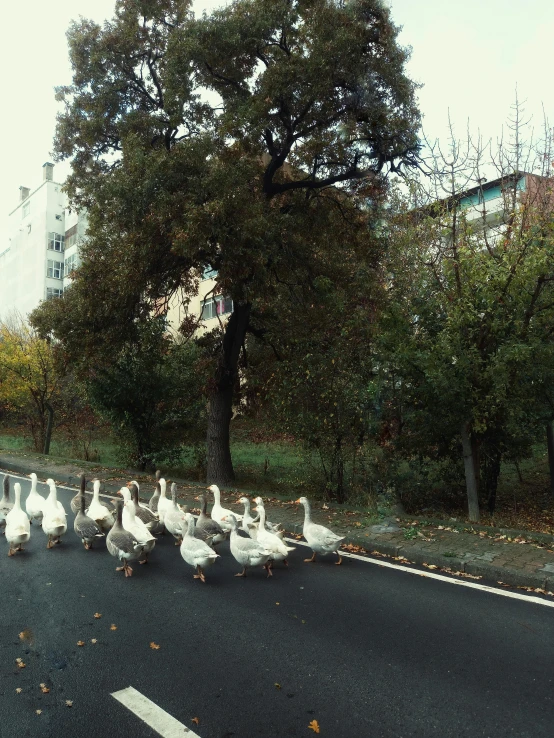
[32,0,421,483]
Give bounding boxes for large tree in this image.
[32,0,421,484]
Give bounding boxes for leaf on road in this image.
[36,710,42,715]
[40,684,50,694]
[110,624,117,631]
[308,719,320,733]
[77,641,85,647]
[192,717,200,725]
[15,688,22,694]
[16,659,26,669]
[66,700,73,707]
[91,639,98,644]
[275,683,281,690]
[94,613,102,619]
[149,642,160,650]
[19,629,34,644]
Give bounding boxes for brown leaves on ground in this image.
[91,639,98,644]
[191,717,200,725]
[308,719,320,733]
[77,641,85,647]
[15,688,22,694]
[342,543,367,554]
[149,642,160,650]
[66,700,73,707]
[110,624,117,631]
[19,629,34,644]
[94,612,102,619]
[16,658,25,668]
[35,710,42,715]
[39,684,50,694]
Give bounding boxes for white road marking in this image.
[284,536,554,609]
[3,469,553,608]
[111,686,200,737]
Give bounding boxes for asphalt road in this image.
[1,474,554,738]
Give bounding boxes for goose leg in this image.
[264,563,273,578]
[124,563,133,577]
[304,551,316,563]
[235,567,247,577]
[139,554,149,564]
[283,559,288,567]
[46,536,53,549]
[335,553,343,565]
[8,546,15,556]
[193,566,206,582]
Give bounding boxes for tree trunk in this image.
[547,421,554,498]
[461,421,480,522]
[43,402,54,455]
[206,302,251,485]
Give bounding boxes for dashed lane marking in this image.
[112,686,200,737]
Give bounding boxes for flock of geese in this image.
[0,472,345,582]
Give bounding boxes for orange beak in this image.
[294,499,301,504]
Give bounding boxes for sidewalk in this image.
[2,449,554,593]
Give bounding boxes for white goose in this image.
[122,498,156,564]
[5,483,30,556]
[295,496,345,565]
[180,513,219,582]
[42,480,67,548]
[86,480,115,533]
[254,497,295,567]
[238,496,259,538]
[207,484,235,532]
[224,513,273,577]
[126,482,164,535]
[156,478,172,524]
[25,472,45,524]
[164,484,188,545]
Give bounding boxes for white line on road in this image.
[111,686,200,737]
[284,536,554,609]
[4,469,554,609]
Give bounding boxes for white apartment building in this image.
[1,162,232,332]
[0,163,67,321]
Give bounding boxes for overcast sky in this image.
[2,0,553,246]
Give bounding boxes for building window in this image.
[201,295,233,321]
[22,201,30,219]
[201,266,218,280]
[64,253,79,275]
[46,287,63,300]
[65,224,78,249]
[48,232,65,252]
[47,259,64,279]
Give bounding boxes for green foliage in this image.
[86,319,205,470]
[379,153,554,516]
[30,0,421,484]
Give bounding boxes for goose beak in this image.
[294,499,301,504]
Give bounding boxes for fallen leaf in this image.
[149,642,160,650]
[77,641,85,647]
[15,688,22,694]
[91,639,97,644]
[40,684,50,694]
[66,700,73,707]
[94,613,102,619]
[276,602,280,606]
[110,624,117,631]
[192,717,200,725]
[275,683,281,690]
[17,661,26,669]
[308,719,320,733]
[15,657,22,663]
[36,710,42,715]
[19,629,34,644]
